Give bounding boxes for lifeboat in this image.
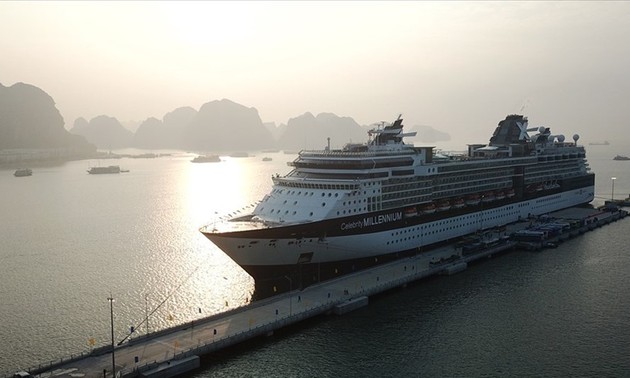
[453,198,465,209]
[437,200,451,212]
[495,190,506,200]
[506,188,515,198]
[481,191,495,203]
[420,203,436,214]
[465,194,481,206]
[404,207,418,218]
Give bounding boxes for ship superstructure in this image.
[201,114,594,287]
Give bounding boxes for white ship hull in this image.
[205,186,594,270]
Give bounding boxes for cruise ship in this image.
[201,114,594,290]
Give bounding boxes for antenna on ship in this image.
[519,98,530,113]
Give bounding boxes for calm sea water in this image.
[0,145,629,376]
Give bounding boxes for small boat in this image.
[420,203,436,214]
[613,155,630,161]
[465,194,481,206]
[87,166,121,174]
[437,200,451,212]
[14,168,32,177]
[453,198,465,209]
[191,155,221,163]
[404,207,418,218]
[262,157,273,162]
[481,191,496,202]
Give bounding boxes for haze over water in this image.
[0,141,629,375]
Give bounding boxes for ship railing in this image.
[272,176,361,190]
[299,149,415,158]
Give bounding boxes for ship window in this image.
[322,202,326,206]
[328,193,332,197]
[335,193,339,197]
[310,212,313,216]
[322,193,325,197]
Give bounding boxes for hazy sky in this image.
[2,1,629,145]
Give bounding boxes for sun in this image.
[159,2,254,48]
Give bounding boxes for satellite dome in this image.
[573,134,580,142]
[557,135,565,143]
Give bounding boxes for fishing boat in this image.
[191,155,221,163]
[14,168,32,177]
[87,166,121,174]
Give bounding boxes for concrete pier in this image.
[15,206,627,378]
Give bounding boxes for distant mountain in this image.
[133,106,197,149]
[407,124,451,143]
[2,81,452,159]
[278,112,366,150]
[183,99,274,151]
[0,82,94,152]
[264,122,286,141]
[70,115,134,149]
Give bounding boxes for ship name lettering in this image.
[363,211,403,227]
[340,211,403,231]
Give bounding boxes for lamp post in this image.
[107,296,115,377]
[612,177,616,202]
[284,275,293,316]
[479,194,485,232]
[144,293,149,335]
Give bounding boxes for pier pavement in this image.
[22,206,626,378]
